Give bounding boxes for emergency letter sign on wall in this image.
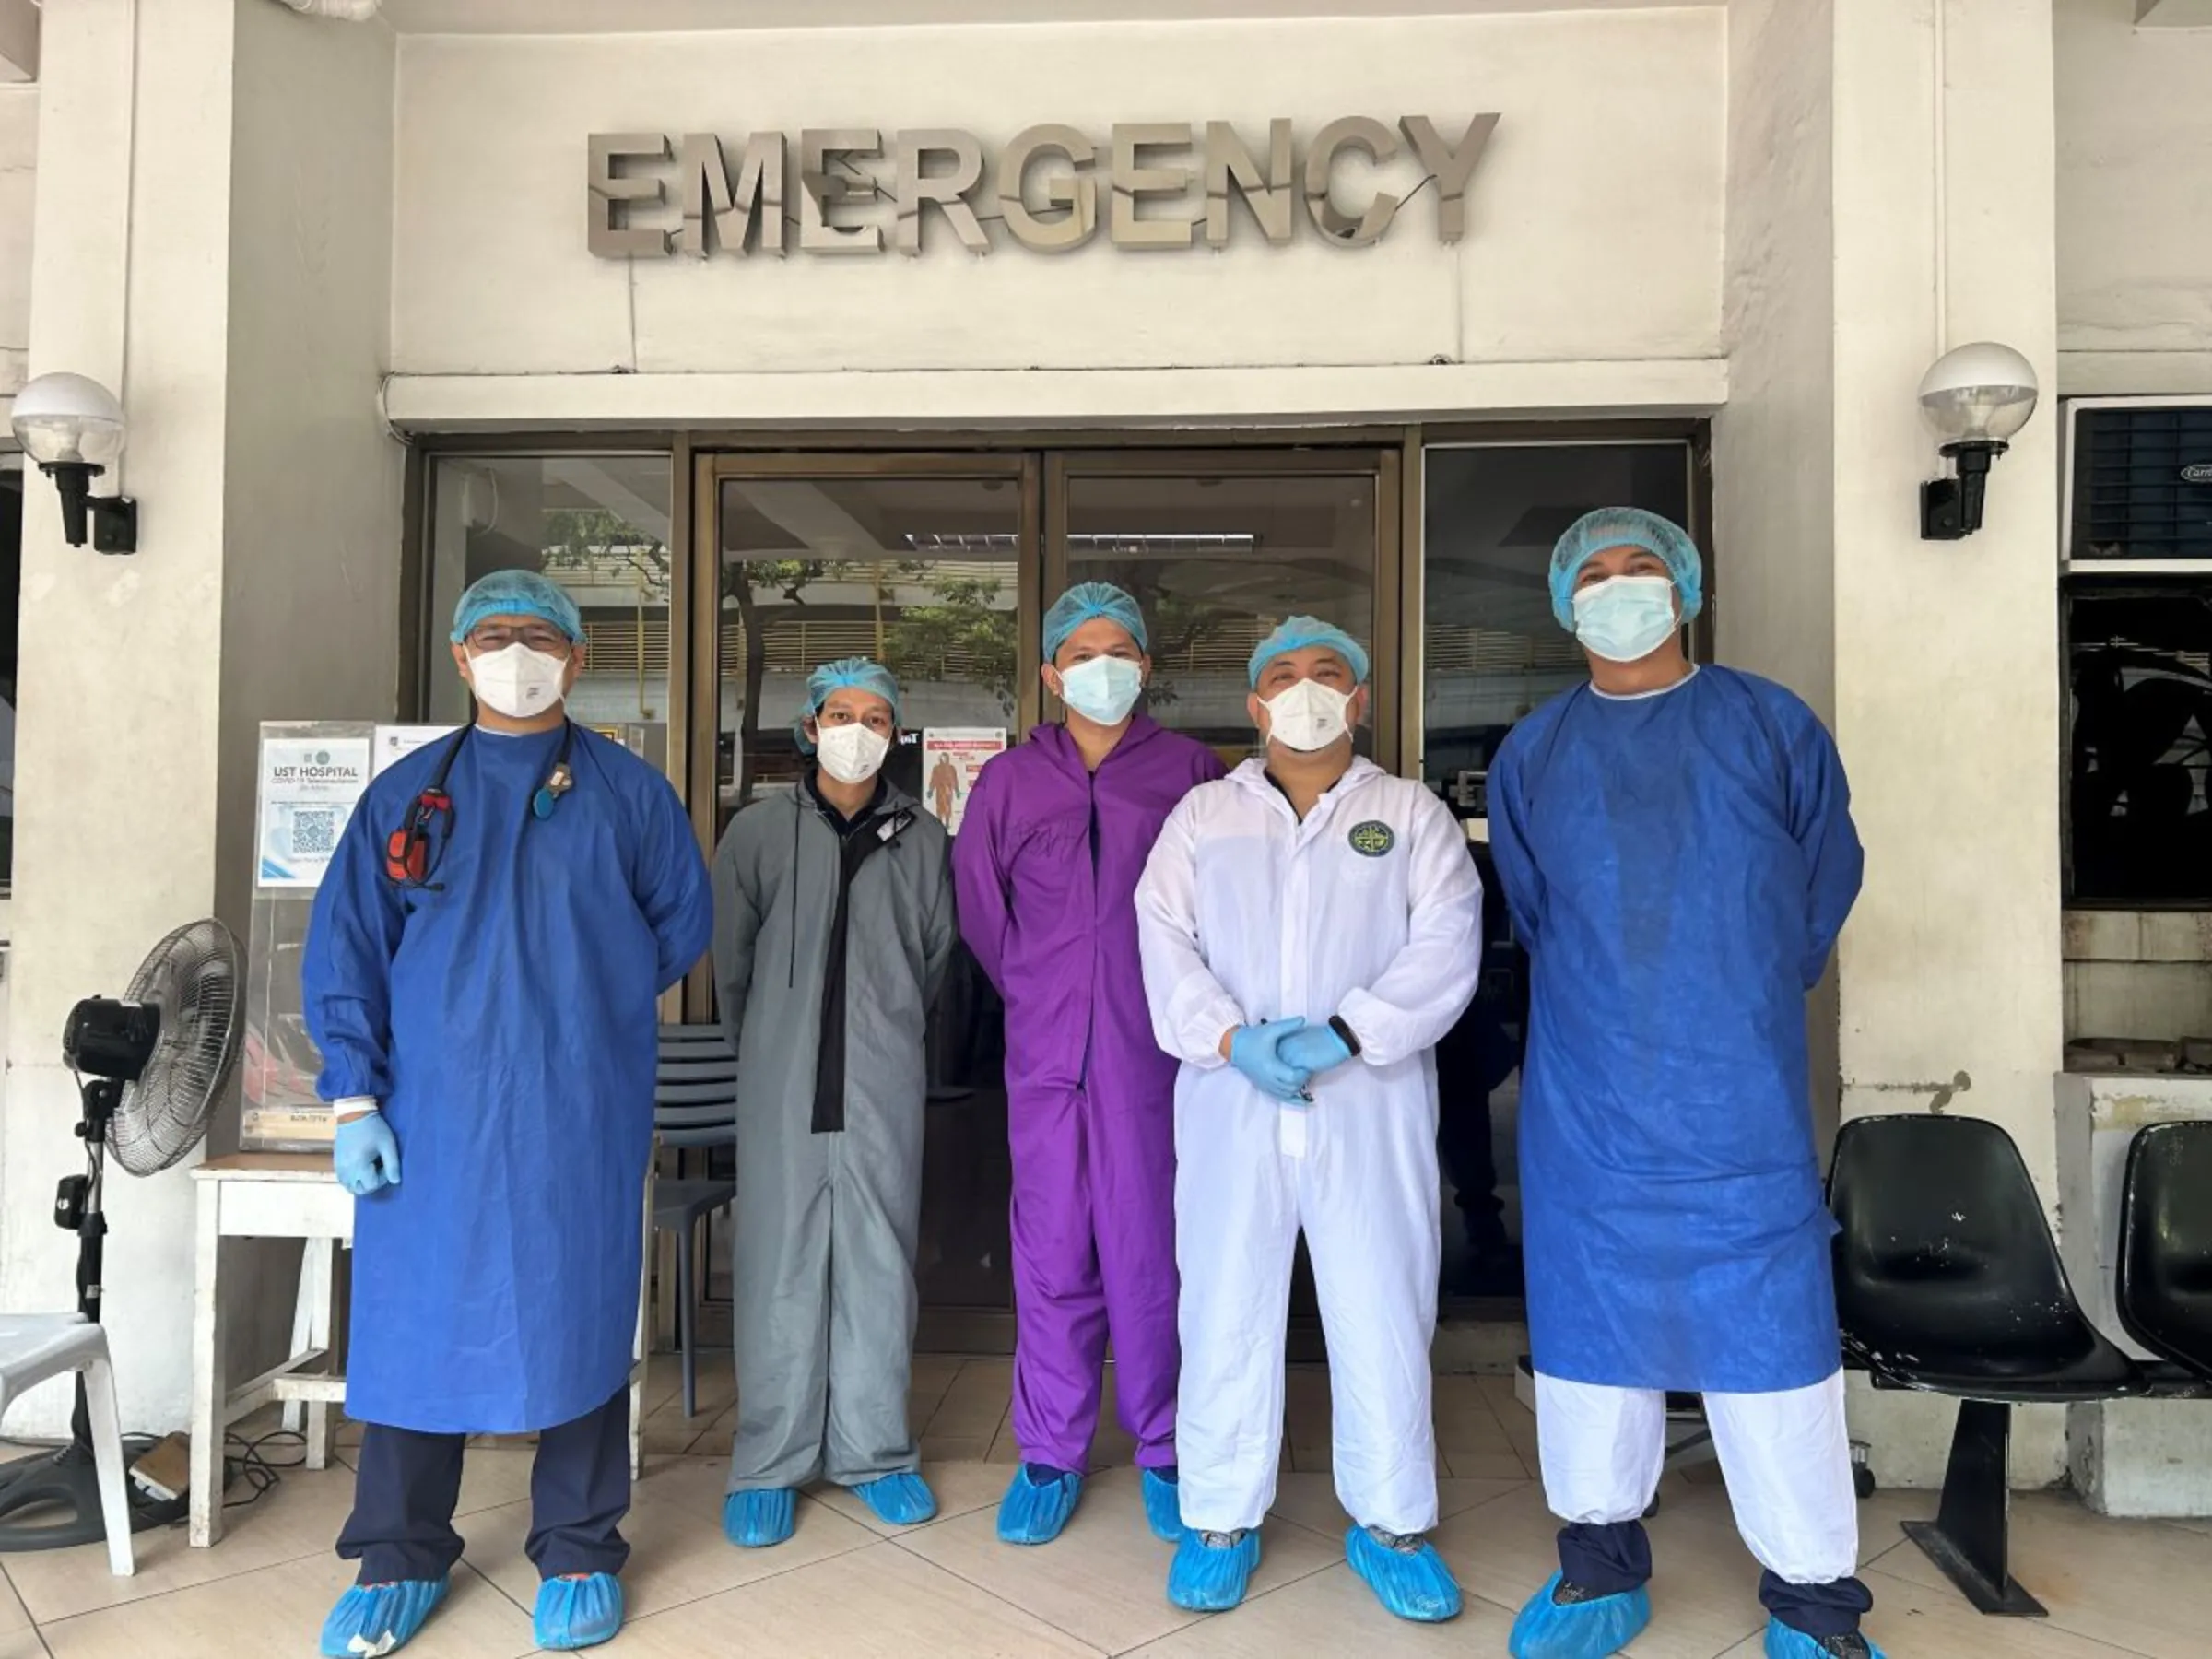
[586,115,1500,260]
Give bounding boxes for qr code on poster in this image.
[290,807,339,857]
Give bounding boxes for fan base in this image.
[0,1442,189,1552]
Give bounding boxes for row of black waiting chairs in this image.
[653,1023,739,1421]
[1828,1114,2212,1618]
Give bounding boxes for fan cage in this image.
[111,919,245,1178]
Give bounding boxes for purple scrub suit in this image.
[953,715,1226,1474]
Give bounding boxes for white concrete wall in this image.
[4,0,242,1438]
[1712,0,1834,718]
[0,80,33,408]
[2054,0,2212,394]
[0,0,399,1438]
[1829,0,2067,1491]
[1716,0,2070,1492]
[389,9,1724,418]
[208,0,402,1391]
[1712,0,1841,1165]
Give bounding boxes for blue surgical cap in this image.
[1248,616,1371,689]
[794,656,902,753]
[1043,582,1149,662]
[1548,508,1704,631]
[451,570,584,645]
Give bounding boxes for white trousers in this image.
[1176,1113,1441,1536]
[1534,1369,1859,1585]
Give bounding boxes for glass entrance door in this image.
[693,446,1393,1347]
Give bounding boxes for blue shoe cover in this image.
[534,1574,624,1652]
[319,1577,449,1657]
[1510,1572,1653,1659]
[1141,1466,1185,1543]
[854,1469,938,1526]
[1347,1525,1463,1622]
[996,1465,1083,1545]
[1166,1528,1263,1612]
[724,1488,797,1548]
[1762,1619,1887,1659]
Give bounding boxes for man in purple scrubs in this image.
[954,582,1227,1547]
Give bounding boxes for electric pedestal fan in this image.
[0,918,244,1550]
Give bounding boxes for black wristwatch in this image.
[1329,1014,1363,1057]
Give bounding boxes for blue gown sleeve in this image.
[1486,737,1547,948]
[948,760,1012,994]
[1784,704,1865,988]
[631,771,712,994]
[301,793,408,1102]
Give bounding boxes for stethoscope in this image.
[382,720,577,890]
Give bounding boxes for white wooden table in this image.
[189,1155,354,1547]
[189,1154,657,1548]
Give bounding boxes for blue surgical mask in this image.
[1571,576,1679,664]
[1057,655,1145,725]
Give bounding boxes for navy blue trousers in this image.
[1560,1520,1874,1640]
[337,1389,631,1585]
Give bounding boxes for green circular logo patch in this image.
[1348,820,1395,858]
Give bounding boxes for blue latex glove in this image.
[334,1112,402,1196]
[1277,1022,1355,1077]
[1229,1018,1315,1102]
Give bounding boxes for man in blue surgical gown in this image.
[303,571,712,1657]
[1487,511,1878,1659]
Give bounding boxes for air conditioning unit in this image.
[2062,396,2212,571]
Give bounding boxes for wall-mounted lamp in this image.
[1918,342,2038,542]
[9,372,137,554]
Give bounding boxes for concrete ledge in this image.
[382,357,1729,432]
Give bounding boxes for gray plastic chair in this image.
[653,1030,737,1421]
[0,1314,134,1575]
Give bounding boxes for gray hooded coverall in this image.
[713,775,957,1492]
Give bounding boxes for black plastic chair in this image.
[2117,1122,2212,1380]
[1829,1114,2140,1618]
[652,1037,737,1422]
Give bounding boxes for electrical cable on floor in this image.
[223,1426,307,1511]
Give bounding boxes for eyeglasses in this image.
[467,624,573,654]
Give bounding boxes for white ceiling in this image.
[381,0,1714,35]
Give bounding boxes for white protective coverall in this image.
[1135,756,1483,1535]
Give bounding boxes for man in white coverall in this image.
[1135,616,1483,1623]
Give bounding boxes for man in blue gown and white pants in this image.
[304,571,712,1656]
[1487,511,1880,1659]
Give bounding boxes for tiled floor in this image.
[2,1355,2205,1657]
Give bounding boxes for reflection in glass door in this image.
[424,454,678,766]
[702,458,1039,1339]
[694,448,1395,1347]
[1051,453,1395,767]
[1419,440,1697,1311]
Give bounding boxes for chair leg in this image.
[82,1355,135,1578]
[678,1222,698,1422]
[1901,1399,2045,1617]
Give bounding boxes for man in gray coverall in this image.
[712,657,958,1547]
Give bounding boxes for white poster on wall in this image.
[255,737,372,888]
[373,724,460,777]
[920,728,1006,835]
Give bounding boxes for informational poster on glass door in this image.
[372,724,459,777]
[244,722,377,1153]
[920,728,1006,835]
[256,735,372,888]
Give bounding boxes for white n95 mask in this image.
[469,643,569,720]
[1264,679,1355,752]
[816,724,891,785]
